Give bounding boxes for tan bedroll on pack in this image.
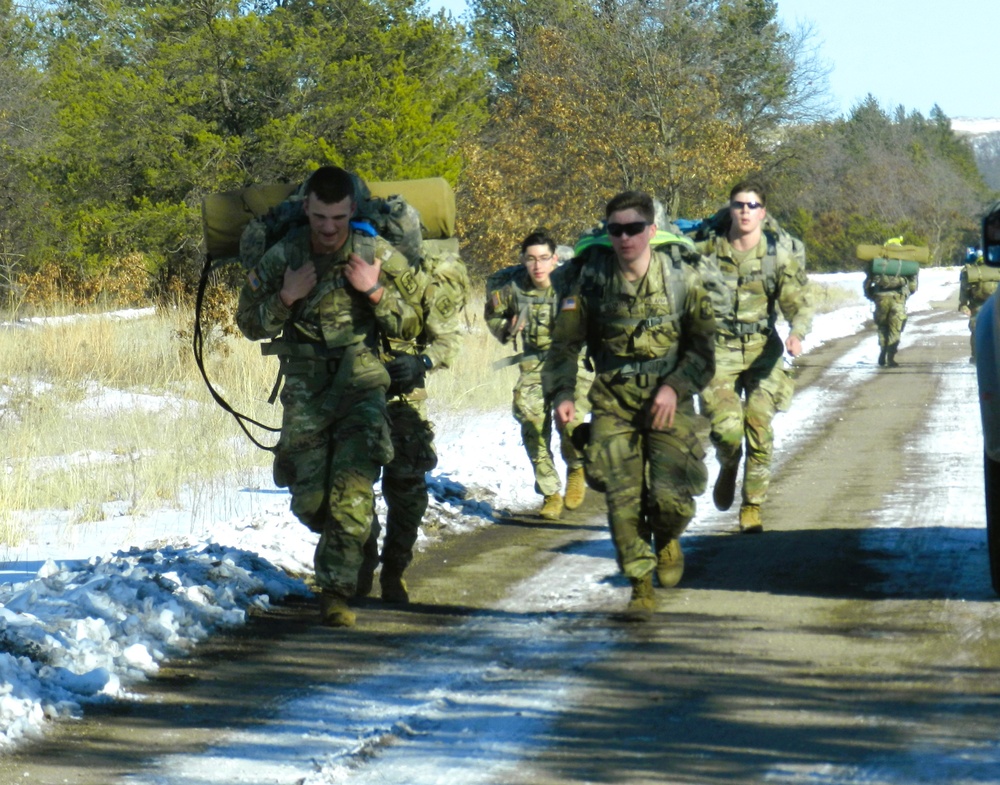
[966,264,1000,284]
[855,243,930,264]
[201,176,456,261]
[202,182,298,260]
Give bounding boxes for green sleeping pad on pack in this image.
[871,257,920,277]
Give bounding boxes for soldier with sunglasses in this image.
[544,191,716,621]
[694,180,813,534]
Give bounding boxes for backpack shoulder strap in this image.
[660,245,688,320]
[762,229,779,298]
[350,219,379,265]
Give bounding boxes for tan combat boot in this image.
[380,568,410,604]
[539,493,564,521]
[319,593,357,628]
[739,503,763,534]
[655,538,685,588]
[623,573,656,622]
[564,467,587,510]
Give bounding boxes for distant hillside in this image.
[952,118,1000,191]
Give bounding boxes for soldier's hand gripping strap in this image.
[386,353,427,397]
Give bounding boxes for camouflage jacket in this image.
[236,225,422,353]
[544,247,715,414]
[696,231,813,343]
[485,265,576,373]
[382,239,468,369]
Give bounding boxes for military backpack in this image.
[568,228,701,378]
[682,209,808,337]
[194,173,466,449]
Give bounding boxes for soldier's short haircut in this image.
[520,228,558,255]
[305,166,356,204]
[605,190,655,223]
[729,179,767,205]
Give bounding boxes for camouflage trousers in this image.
[871,293,909,348]
[583,390,706,580]
[699,336,794,507]
[513,370,589,497]
[364,396,438,574]
[272,350,394,598]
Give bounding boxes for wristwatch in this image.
[419,354,433,371]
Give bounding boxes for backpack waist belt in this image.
[725,320,773,338]
[592,351,677,380]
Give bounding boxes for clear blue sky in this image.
[427,0,998,120]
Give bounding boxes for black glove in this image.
[385,354,427,397]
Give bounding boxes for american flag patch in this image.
[247,268,262,291]
[561,296,577,311]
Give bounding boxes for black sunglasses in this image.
[730,200,763,211]
[607,221,650,238]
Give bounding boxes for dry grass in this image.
[0,305,277,543]
[809,279,861,315]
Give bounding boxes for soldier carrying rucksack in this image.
[959,248,1000,362]
[545,190,716,621]
[692,180,813,535]
[860,237,924,368]
[352,180,470,608]
[235,166,424,628]
[201,167,469,622]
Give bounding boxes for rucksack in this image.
[858,243,924,296]
[484,263,556,325]
[689,206,807,271]
[194,173,464,450]
[965,263,1000,287]
[572,226,698,319]
[484,263,562,368]
[213,174,456,272]
[568,228,699,377]
[420,236,471,323]
[683,208,809,332]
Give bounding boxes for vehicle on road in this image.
[974,200,1000,594]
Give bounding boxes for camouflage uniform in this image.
[695,233,812,508]
[236,225,422,599]
[544,248,715,579]
[369,240,468,578]
[959,258,1000,359]
[486,264,592,498]
[864,266,917,359]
